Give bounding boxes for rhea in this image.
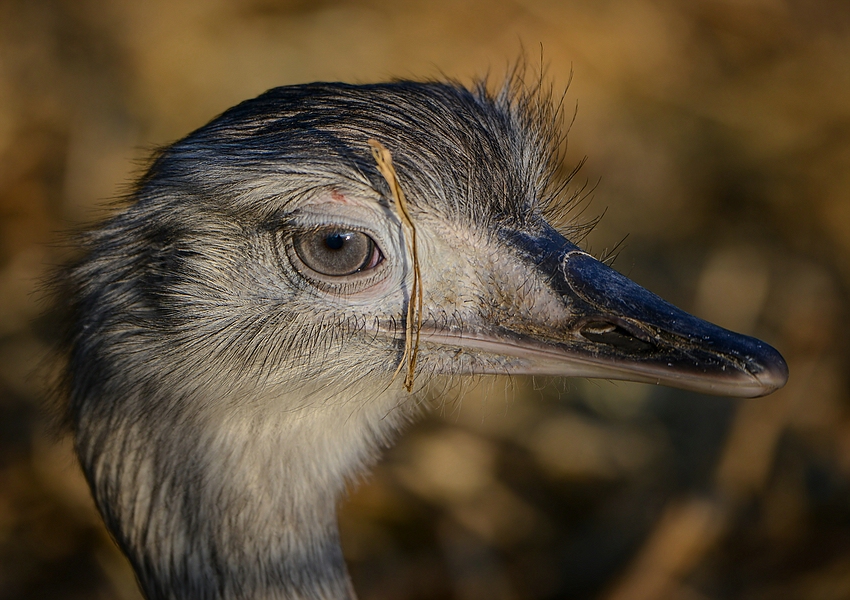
[60,80,788,600]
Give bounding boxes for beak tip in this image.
[747,343,789,397]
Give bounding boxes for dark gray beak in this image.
[509,224,788,397]
[425,224,788,398]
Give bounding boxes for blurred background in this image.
[1,0,849,598]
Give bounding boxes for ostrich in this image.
[59,79,788,600]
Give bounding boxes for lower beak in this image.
[424,225,788,398]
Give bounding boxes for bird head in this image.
[100,80,785,404]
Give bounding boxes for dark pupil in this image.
[325,233,349,251]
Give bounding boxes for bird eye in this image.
[293,228,383,277]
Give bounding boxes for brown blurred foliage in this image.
[1,1,849,599]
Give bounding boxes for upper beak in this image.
[423,224,788,398]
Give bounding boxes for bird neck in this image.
[77,382,409,600]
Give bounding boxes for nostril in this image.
[579,320,656,353]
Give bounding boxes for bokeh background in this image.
[1,0,849,598]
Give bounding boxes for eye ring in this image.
[280,224,392,296]
[293,227,383,276]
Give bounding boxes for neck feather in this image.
[75,383,411,600]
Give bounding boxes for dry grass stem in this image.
[368,138,423,391]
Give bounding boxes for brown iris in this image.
[293,228,383,277]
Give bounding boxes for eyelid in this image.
[287,223,379,247]
[288,209,378,232]
[283,210,394,258]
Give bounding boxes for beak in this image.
[423,224,788,398]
